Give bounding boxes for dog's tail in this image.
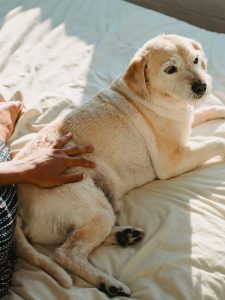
[15,216,73,288]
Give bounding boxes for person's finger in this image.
[52,133,73,149]
[9,101,23,112]
[61,172,86,184]
[8,101,23,122]
[14,103,23,126]
[64,145,94,156]
[67,157,96,168]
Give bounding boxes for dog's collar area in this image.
[112,78,193,121]
[112,78,193,122]
[147,99,193,122]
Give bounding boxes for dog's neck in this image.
[147,90,193,122]
[112,77,193,123]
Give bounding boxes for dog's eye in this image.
[164,66,177,74]
[194,57,199,64]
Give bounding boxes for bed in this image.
[2,0,225,299]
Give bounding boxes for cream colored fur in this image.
[15,34,225,297]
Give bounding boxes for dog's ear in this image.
[190,39,202,51]
[123,56,149,99]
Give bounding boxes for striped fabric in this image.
[0,139,17,298]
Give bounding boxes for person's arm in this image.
[0,133,96,188]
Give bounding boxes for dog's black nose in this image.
[192,80,207,95]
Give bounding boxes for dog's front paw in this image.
[116,226,145,247]
[99,281,131,298]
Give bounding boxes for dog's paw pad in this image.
[116,227,145,247]
[99,283,130,297]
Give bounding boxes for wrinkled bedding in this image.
[1,0,225,299]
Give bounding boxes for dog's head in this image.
[123,34,212,106]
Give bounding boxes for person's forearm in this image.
[0,160,30,185]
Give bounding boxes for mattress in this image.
[2,0,225,299]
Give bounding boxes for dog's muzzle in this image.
[192,80,207,96]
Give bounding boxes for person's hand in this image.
[0,101,22,142]
[19,133,96,188]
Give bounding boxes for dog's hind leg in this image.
[15,216,73,288]
[104,225,145,246]
[54,213,131,297]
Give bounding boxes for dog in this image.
[15,34,225,297]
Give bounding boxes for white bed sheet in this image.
[1,0,225,299]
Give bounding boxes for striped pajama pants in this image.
[0,139,17,298]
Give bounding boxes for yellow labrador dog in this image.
[15,34,225,297]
